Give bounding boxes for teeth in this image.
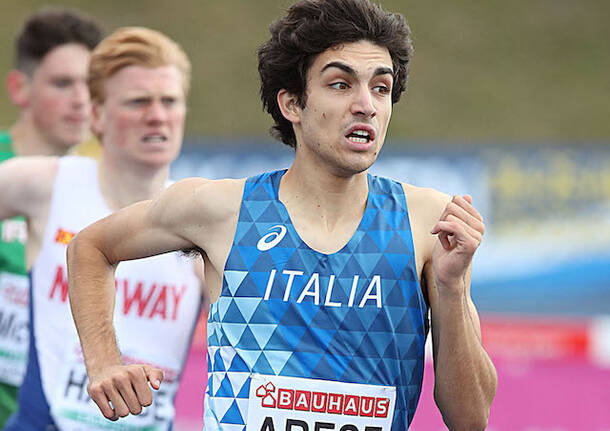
[143,136,167,143]
[352,130,370,138]
[349,136,368,143]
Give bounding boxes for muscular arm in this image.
[425,264,497,430]
[67,177,242,420]
[425,194,497,430]
[407,184,496,430]
[67,182,197,419]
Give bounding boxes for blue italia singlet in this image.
[205,170,429,431]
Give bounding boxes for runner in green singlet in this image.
[0,9,102,426]
[0,132,26,426]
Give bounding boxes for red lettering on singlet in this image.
[123,281,157,317]
[171,285,186,321]
[46,271,186,321]
[148,285,167,320]
[49,266,69,302]
[122,280,186,321]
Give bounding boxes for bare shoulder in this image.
[153,177,245,222]
[0,156,59,219]
[149,176,245,246]
[192,177,247,221]
[402,182,450,223]
[0,155,59,189]
[401,183,450,270]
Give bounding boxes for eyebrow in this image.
[320,61,394,78]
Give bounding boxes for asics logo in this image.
[257,225,287,251]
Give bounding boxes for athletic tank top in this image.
[205,170,428,431]
[16,157,202,431]
[0,131,29,387]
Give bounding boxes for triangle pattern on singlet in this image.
[224,248,248,271]
[237,326,261,350]
[213,349,226,372]
[223,300,247,324]
[236,378,250,398]
[212,372,226,397]
[235,246,259,271]
[228,352,250,373]
[216,296,232,321]
[263,326,290,351]
[222,323,248,346]
[216,373,235,397]
[219,348,237,372]
[248,323,276,349]
[253,352,274,375]
[236,349,260,369]
[258,204,283,223]
[312,355,336,380]
[207,171,428,430]
[225,270,249,296]
[355,253,383,275]
[233,297,262,323]
[265,350,292,375]
[220,399,244,425]
[367,229,393,253]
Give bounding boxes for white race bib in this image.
[50,344,175,431]
[0,272,29,385]
[247,374,396,431]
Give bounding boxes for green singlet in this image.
[0,131,28,427]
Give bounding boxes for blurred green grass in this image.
[1,0,609,142]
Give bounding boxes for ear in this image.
[277,89,301,125]
[90,102,105,138]
[5,70,31,108]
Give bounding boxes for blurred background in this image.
[2,0,609,430]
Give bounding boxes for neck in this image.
[280,158,369,230]
[97,154,169,211]
[9,116,67,156]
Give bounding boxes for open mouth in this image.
[346,129,372,144]
[142,134,168,143]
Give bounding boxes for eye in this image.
[161,97,177,107]
[52,79,72,89]
[330,82,349,90]
[373,84,391,95]
[127,98,149,107]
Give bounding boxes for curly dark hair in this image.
[258,0,413,148]
[16,8,103,75]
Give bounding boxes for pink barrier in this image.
[174,313,207,431]
[410,359,610,431]
[411,316,610,430]
[174,348,206,431]
[172,315,610,430]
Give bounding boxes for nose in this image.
[351,85,376,118]
[144,100,168,124]
[72,81,90,108]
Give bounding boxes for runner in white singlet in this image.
[0,27,207,430]
[0,9,102,427]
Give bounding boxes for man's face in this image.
[92,65,186,168]
[291,40,394,176]
[26,43,92,149]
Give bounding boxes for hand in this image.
[430,195,485,295]
[87,364,164,421]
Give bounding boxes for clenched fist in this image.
[430,194,485,296]
[87,364,164,421]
